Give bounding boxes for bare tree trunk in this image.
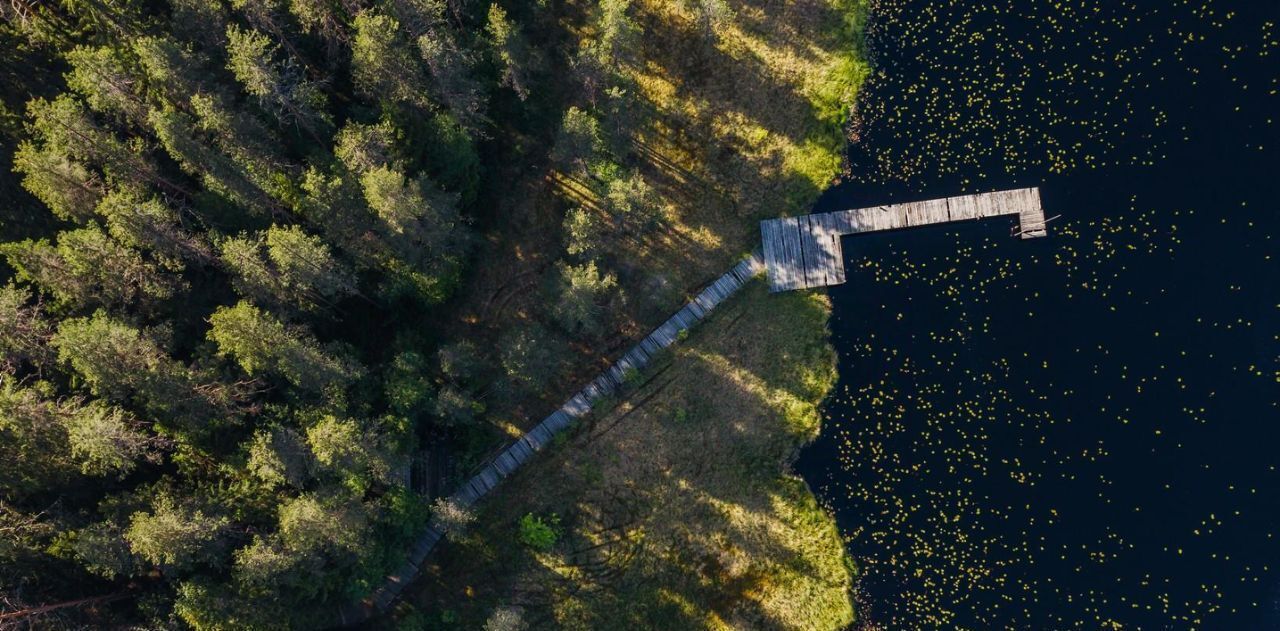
[0,591,130,627]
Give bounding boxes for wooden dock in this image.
[334,187,1051,625]
[761,187,1048,292]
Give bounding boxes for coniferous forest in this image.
[0,0,867,627]
[0,1,505,627]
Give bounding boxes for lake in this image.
[795,0,1280,628]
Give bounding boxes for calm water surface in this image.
[796,0,1279,628]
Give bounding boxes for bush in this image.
[547,260,618,335]
[498,323,562,395]
[517,513,559,551]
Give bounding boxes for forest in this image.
[0,0,866,628]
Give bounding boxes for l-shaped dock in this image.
[761,187,1047,292]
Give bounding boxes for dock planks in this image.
[761,187,1048,292]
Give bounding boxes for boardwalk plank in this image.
[760,220,783,292]
[763,188,1045,292]
[798,215,822,288]
[778,217,803,290]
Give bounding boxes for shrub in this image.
[517,513,559,551]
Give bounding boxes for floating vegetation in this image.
[799,0,1279,628]
[846,0,1278,190]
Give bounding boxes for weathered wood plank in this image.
[565,393,590,417]
[828,233,846,284]
[798,215,823,288]
[777,217,803,291]
[819,213,844,285]
[760,219,784,292]
[762,188,1046,292]
[530,423,552,446]
[920,198,950,224]
[693,286,717,311]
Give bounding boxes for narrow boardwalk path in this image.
[335,253,766,625]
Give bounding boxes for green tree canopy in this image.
[208,300,363,394]
[61,401,156,477]
[125,495,229,571]
[245,426,313,489]
[0,284,53,371]
[351,11,430,108]
[548,260,618,335]
[1,226,182,312]
[220,224,356,313]
[225,24,330,142]
[485,4,533,100]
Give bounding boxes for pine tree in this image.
[334,120,401,174]
[11,140,103,223]
[416,29,486,130]
[602,171,664,234]
[551,106,606,176]
[95,187,211,268]
[351,11,430,108]
[549,260,618,335]
[51,312,231,433]
[276,493,368,557]
[207,301,363,395]
[148,106,272,215]
[360,166,463,272]
[591,0,640,66]
[225,24,330,144]
[245,426,313,489]
[220,225,356,313]
[125,495,229,571]
[1,226,183,312]
[64,45,148,124]
[485,4,532,100]
[61,401,156,477]
[26,95,185,196]
[0,381,78,497]
[0,284,54,372]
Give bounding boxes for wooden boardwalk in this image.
[334,186,1051,626]
[761,187,1048,292]
[335,253,766,626]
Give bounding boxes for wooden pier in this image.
[761,187,1048,292]
[336,187,1050,625]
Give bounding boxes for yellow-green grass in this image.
[406,284,854,629]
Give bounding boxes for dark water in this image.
[796,1,1280,628]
